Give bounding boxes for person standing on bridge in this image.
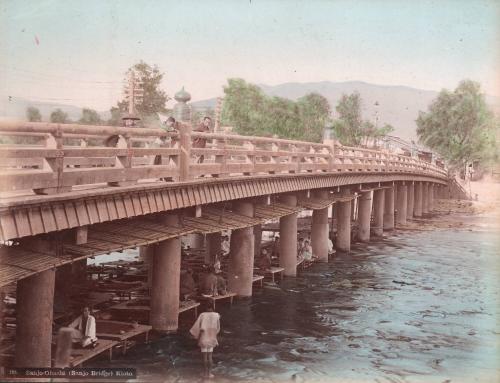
[193,116,212,164]
[190,306,221,379]
[154,117,178,167]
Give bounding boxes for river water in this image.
[95,209,499,383]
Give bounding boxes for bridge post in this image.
[207,232,222,264]
[336,188,351,252]
[414,182,423,216]
[279,194,298,276]
[54,263,72,314]
[429,183,435,211]
[15,269,55,367]
[372,188,385,236]
[254,224,262,257]
[407,181,415,218]
[34,128,72,195]
[253,196,268,257]
[228,201,255,296]
[396,183,408,225]
[178,122,192,181]
[383,185,395,230]
[357,190,373,242]
[140,245,154,291]
[311,189,329,262]
[422,182,429,214]
[150,214,181,332]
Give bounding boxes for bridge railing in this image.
[0,121,447,195]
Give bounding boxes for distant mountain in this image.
[191,81,500,141]
[0,97,110,122]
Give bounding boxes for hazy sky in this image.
[1,0,499,111]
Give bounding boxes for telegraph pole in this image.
[214,97,223,133]
[128,70,135,116]
[123,69,144,126]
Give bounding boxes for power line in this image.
[0,65,124,84]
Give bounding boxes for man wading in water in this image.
[190,307,221,379]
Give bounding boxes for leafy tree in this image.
[26,106,42,122]
[221,78,267,136]
[332,92,363,145]
[332,92,393,146]
[79,108,102,125]
[221,78,330,142]
[297,93,331,142]
[109,61,169,126]
[107,106,123,126]
[50,109,69,123]
[416,80,497,169]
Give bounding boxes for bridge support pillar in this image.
[429,184,434,211]
[372,189,385,236]
[407,182,415,218]
[15,269,55,367]
[254,224,262,257]
[383,186,395,230]
[71,259,87,285]
[422,182,429,214]
[279,194,298,276]
[207,232,222,264]
[311,190,329,262]
[228,201,255,296]
[358,190,373,242]
[414,182,423,216]
[396,184,408,225]
[336,188,351,252]
[140,245,154,291]
[54,264,72,314]
[150,214,181,332]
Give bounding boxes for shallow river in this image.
[96,211,499,383]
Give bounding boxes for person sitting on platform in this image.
[68,306,98,348]
[213,252,222,274]
[328,236,335,257]
[215,269,228,296]
[258,248,272,270]
[297,238,305,262]
[200,267,219,297]
[271,235,280,259]
[180,269,196,301]
[221,236,230,257]
[302,239,314,261]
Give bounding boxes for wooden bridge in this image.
[0,120,462,368]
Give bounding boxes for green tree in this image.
[107,105,123,126]
[26,106,42,122]
[416,80,497,169]
[221,78,330,142]
[332,92,393,146]
[109,61,169,127]
[332,92,364,146]
[297,93,331,142]
[50,108,69,123]
[221,78,267,136]
[79,108,102,125]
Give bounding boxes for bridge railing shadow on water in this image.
[0,121,447,197]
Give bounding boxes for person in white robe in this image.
[68,306,98,348]
[190,307,221,378]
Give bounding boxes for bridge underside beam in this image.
[0,173,447,242]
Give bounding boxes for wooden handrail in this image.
[0,120,447,195]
